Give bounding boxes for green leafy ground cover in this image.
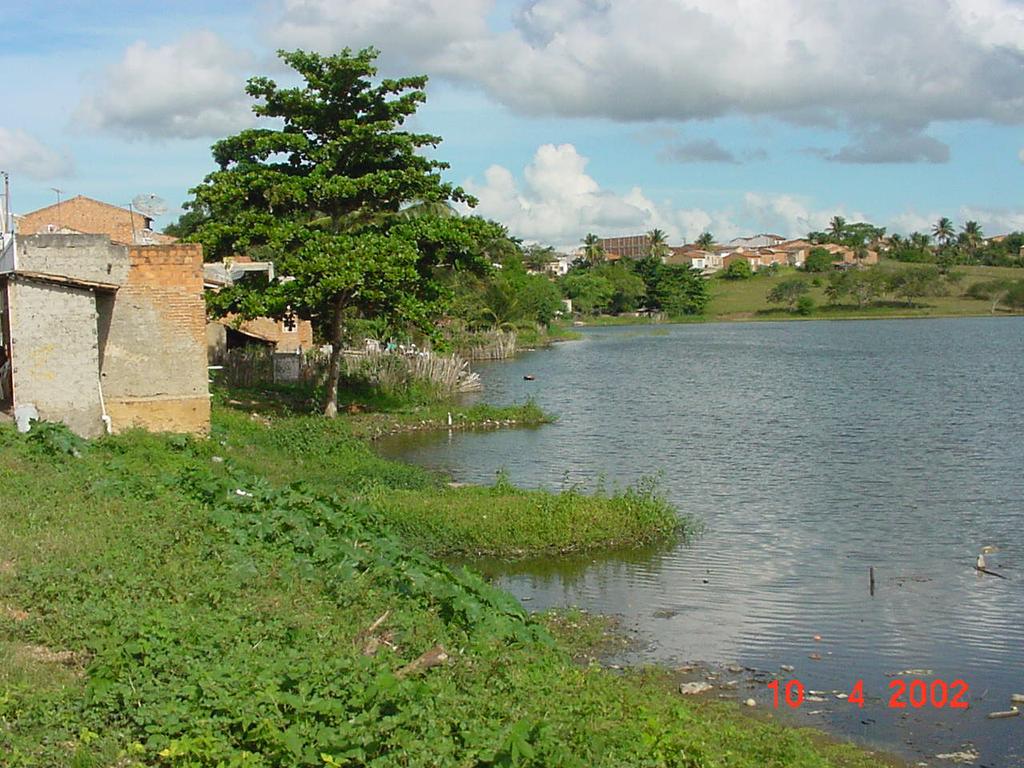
[0,410,896,767]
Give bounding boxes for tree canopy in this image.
[185,47,505,415]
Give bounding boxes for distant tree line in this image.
[807,215,1023,269]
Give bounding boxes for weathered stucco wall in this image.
[101,244,210,434]
[6,278,107,437]
[15,233,129,286]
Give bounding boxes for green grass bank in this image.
[707,262,1024,321]
[0,407,896,767]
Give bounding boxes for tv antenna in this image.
[51,187,64,229]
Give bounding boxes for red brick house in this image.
[17,195,177,246]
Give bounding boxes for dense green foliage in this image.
[561,257,708,317]
[803,247,835,273]
[809,218,886,250]
[722,259,753,280]
[0,413,887,768]
[449,246,565,330]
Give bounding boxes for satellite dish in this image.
[131,193,168,218]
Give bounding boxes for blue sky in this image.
[2,0,1023,247]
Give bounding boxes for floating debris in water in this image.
[986,707,1019,719]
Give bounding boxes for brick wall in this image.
[100,243,210,434]
[18,196,176,246]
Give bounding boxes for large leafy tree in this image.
[186,48,501,416]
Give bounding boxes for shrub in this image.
[795,295,816,316]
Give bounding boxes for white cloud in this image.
[0,128,73,180]
[464,143,655,246]
[889,211,938,235]
[1019,147,1024,164]
[274,0,490,68]
[270,0,1024,163]
[466,142,1024,246]
[464,143,849,246]
[956,206,1024,235]
[740,193,867,238]
[887,207,1024,236]
[77,31,253,140]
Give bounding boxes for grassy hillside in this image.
[707,262,1024,321]
[0,404,897,767]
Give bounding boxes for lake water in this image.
[377,318,1024,766]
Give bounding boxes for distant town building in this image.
[727,233,786,249]
[598,234,651,261]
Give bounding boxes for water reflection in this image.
[377,318,1024,766]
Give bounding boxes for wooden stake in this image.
[869,566,875,596]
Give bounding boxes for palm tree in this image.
[932,217,955,246]
[960,220,983,253]
[581,233,604,266]
[647,228,669,260]
[695,231,715,250]
[829,215,847,239]
[910,231,932,250]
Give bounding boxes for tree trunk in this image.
[323,297,346,418]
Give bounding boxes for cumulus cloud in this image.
[274,0,490,69]
[77,31,253,139]
[879,206,1024,236]
[464,143,654,245]
[464,142,846,246]
[0,128,73,180]
[740,193,862,238]
[270,0,1024,162]
[953,206,1024,235]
